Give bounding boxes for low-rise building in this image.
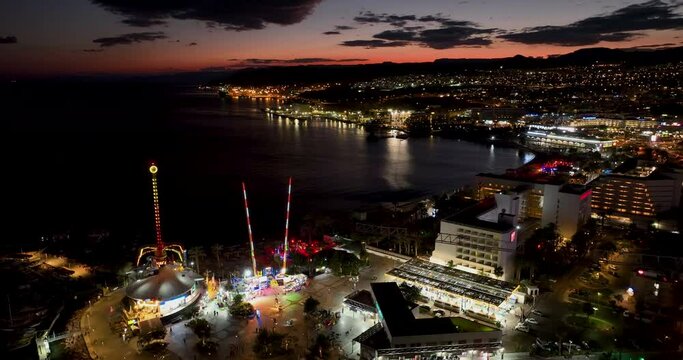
[387,259,520,322]
[524,128,616,153]
[354,282,503,360]
[566,116,658,129]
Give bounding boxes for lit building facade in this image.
[354,282,503,360]
[524,130,616,152]
[125,265,203,320]
[566,117,658,129]
[476,174,592,239]
[589,162,683,228]
[433,174,591,279]
[431,197,518,280]
[387,259,520,323]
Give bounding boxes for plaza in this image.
[81,254,400,359]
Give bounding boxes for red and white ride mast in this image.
[242,182,258,277]
[282,177,292,274]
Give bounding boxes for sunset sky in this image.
[1,0,682,76]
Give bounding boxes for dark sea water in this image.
[3,83,532,246]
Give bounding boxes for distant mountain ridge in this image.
[217,46,683,85]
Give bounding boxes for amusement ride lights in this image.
[282,177,292,274]
[242,182,258,277]
[149,163,167,264]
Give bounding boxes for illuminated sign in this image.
[580,189,592,201]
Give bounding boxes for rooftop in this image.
[126,265,202,301]
[343,289,377,313]
[525,130,615,144]
[387,259,517,307]
[559,183,591,195]
[370,282,498,338]
[443,198,514,233]
[477,171,566,185]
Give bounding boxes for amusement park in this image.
[121,164,325,328]
[53,161,517,360]
[70,162,359,360]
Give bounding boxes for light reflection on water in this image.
[6,91,535,242]
[384,138,412,190]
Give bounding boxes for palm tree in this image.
[494,266,504,278]
[391,236,404,254]
[211,244,224,269]
[188,246,206,272]
[412,237,422,257]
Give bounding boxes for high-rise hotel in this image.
[588,160,683,229]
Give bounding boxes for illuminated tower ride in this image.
[149,163,167,265]
[281,177,292,274]
[134,163,184,267]
[242,182,258,277]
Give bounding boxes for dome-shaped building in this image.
[126,265,203,318]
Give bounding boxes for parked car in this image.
[525,317,539,325]
[531,310,543,317]
[623,311,630,318]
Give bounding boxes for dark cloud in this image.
[0,36,18,44]
[354,12,477,29]
[373,29,417,41]
[325,25,355,35]
[418,26,494,49]
[440,20,478,27]
[121,17,166,27]
[628,42,678,49]
[384,15,416,27]
[344,26,494,49]
[340,39,410,48]
[188,42,198,46]
[90,0,322,31]
[417,15,450,23]
[346,11,494,49]
[239,58,367,64]
[92,32,167,47]
[417,14,474,27]
[353,12,389,24]
[82,49,104,52]
[500,0,683,46]
[354,12,417,27]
